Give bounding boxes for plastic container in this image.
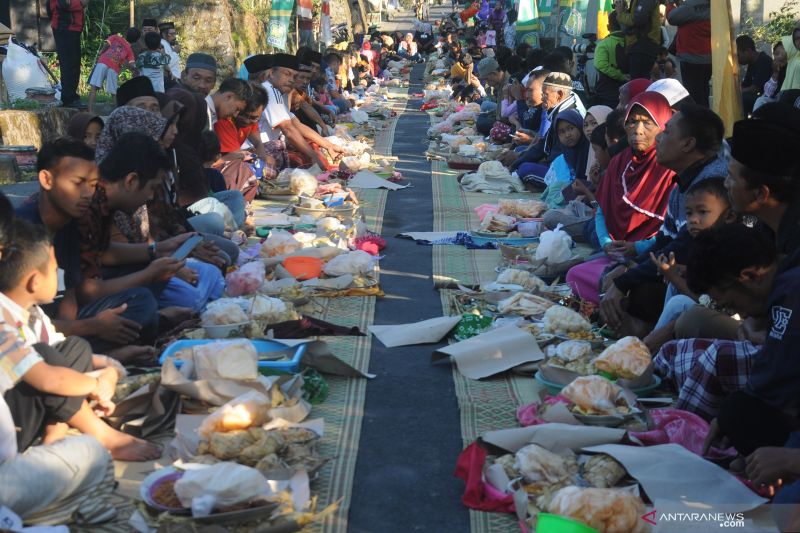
[160,339,307,373]
[536,513,599,533]
[282,256,323,280]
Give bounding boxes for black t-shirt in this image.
[742,51,773,92]
[15,195,83,291]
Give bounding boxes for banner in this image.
[596,0,613,39]
[267,0,295,50]
[515,0,541,46]
[711,0,742,134]
[321,0,332,46]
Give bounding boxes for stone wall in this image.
[0,107,76,149]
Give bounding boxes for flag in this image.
[597,0,613,39]
[711,0,742,135]
[267,0,295,50]
[321,0,332,46]
[515,0,540,45]
[538,0,556,17]
[298,0,313,20]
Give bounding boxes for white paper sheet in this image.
[348,170,409,190]
[369,316,462,347]
[583,444,768,513]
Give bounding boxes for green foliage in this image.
[743,0,799,47]
[3,99,43,110]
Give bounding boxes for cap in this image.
[185,52,218,72]
[542,71,572,89]
[158,21,175,31]
[141,18,158,27]
[477,57,499,78]
[244,54,273,74]
[116,76,156,107]
[271,53,300,70]
[647,78,690,107]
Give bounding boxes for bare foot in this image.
[106,345,156,365]
[102,430,163,462]
[158,306,195,327]
[42,422,69,445]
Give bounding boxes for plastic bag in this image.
[198,390,271,437]
[201,299,250,326]
[323,250,377,276]
[174,462,270,516]
[535,224,572,264]
[225,260,265,296]
[2,41,50,101]
[261,230,302,257]
[351,109,369,123]
[288,169,319,196]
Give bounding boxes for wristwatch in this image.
[148,242,157,260]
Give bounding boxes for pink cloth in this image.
[474,204,500,221]
[630,408,737,459]
[516,396,570,426]
[566,256,611,304]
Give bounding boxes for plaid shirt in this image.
[654,338,760,421]
[0,307,42,394]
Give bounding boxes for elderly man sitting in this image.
[398,33,423,63]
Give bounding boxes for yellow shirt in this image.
[451,62,468,80]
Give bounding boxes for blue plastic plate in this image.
[160,339,306,374]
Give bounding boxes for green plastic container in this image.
[536,513,599,533]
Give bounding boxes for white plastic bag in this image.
[2,41,50,101]
[261,230,302,257]
[323,250,377,276]
[174,462,271,516]
[535,224,572,264]
[288,169,318,196]
[351,109,369,124]
[225,260,265,296]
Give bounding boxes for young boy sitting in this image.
[0,218,162,462]
[649,177,737,330]
[136,31,169,92]
[87,27,139,113]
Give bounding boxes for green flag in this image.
[267,0,295,50]
[515,0,541,45]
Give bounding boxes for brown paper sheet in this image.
[431,325,543,379]
[369,316,461,348]
[582,443,768,512]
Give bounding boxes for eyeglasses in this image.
[625,118,658,131]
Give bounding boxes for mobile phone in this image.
[172,235,203,261]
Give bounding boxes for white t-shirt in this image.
[205,94,217,129]
[161,39,182,79]
[259,79,292,142]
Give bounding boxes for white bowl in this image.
[203,322,249,339]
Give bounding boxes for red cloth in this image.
[666,3,711,59]
[214,118,257,154]
[49,0,85,31]
[454,442,516,513]
[595,92,675,242]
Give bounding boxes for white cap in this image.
[647,78,691,106]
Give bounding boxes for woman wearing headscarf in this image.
[566,92,675,305]
[539,109,590,209]
[93,106,225,311]
[67,112,104,151]
[582,105,613,171]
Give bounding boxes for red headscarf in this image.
[596,92,676,242]
[625,78,653,101]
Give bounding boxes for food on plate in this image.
[497,292,554,316]
[561,376,631,416]
[514,444,578,494]
[546,341,596,375]
[239,429,285,466]
[198,424,322,471]
[201,300,249,326]
[495,268,547,291]
[594,336,652,379]
[255,453,284,475]
[480,213,516,233]
[545,486,648,533]
[498,199,547,219]
[193,339,259,381]
[198,391,272,437]
[583,454,627,489]
[204,429,258,461]
[151,478,184,509]
[542,306,592,334]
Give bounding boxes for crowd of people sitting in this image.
[3,0,800,527]
[425,7,800,522]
